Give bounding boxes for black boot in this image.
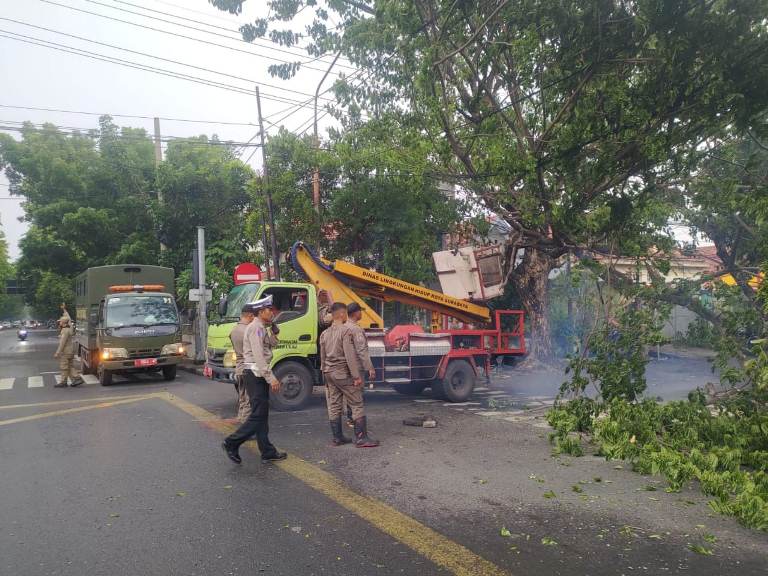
[261,451,287,463]
[222,441,242,464]
[70,376,84,387]
[353,416,380,448]
[330,418,352,446]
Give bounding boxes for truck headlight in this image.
[102,348,128,360]
[223,349,237,368]
[161,343,185,355]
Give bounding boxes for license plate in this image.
[134,358,158,367]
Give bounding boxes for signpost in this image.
[234,262,262,285]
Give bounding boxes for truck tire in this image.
[433,360,476,403]
[271,361,313,411]
[391,382,428,396]
[162,365,177,381]
[98,366,113,387]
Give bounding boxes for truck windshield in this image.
[105,295,179,328]
[224,283,260,319]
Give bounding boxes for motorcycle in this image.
[17,328,28,341]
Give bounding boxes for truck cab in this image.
[206,280,322,409]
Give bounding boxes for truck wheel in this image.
[433,360,476,402]
[162,365,177,381]
[98,366,113,387]
[271,361,313,411]
[391,382,428,396]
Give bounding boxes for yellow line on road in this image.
[0,394,158,427]
[0,393,162,411]
[158,391,508,576]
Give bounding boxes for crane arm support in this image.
[290,242,385,328]
[290,242,492,325]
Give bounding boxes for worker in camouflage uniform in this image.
[222,295,287,464]
[320,302,379,448]
[229,304,256,423]
[53,314,84,388]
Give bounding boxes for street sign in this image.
[234,262,262,285]
[188,288,212,302]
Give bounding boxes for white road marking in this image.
[475,387,490,391]
[443,402,481,407]
[27,376,44,388]
[0,378,14,390]
[82,374,99,385]
[414,399,438,403]
[485,391,507,396]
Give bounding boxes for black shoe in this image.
[70,377,84,387]
[261,451,287,463]
[330,418,352,446]
[53,382,68,388]
[354,416,380,448]
[222,441,242,464]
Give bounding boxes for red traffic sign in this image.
[234,262,262,285]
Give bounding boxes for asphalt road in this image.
[1,328,765,576]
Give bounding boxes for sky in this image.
[0,0,353,260]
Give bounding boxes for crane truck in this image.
[204,242,525,410]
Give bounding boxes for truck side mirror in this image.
[217,296,228,318]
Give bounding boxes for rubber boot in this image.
[330,418,352,446]
[353,416,380,448]
[70,376,84,387]
[345,405,354,428]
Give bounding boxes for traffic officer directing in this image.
[320,302,379,448]
[222,295,287,464]
[53,314,84,388]
[229,304,256,423]
[344,302,376,426]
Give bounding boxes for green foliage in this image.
[214,0,768,358]
[33,271,74,319]
[562,306,668,403]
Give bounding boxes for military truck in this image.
[74,265,184,386]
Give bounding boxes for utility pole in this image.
[256,85,281,280]
[195,226,208,363]
[153,117,166,253]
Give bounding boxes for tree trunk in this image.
[511,248,555,362]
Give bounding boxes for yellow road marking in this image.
[0,393,161,411]
[158,391,508,576]
[0,394,157,427]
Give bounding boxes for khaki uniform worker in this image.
[229,305,256,423]
[53,316,84,388]
[343,301,377,426]
[320,302,379,448]
[222,295,287,465]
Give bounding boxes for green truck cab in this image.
[74,265,185,386]
[205,280,321,410]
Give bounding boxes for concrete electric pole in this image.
[195,226,208,363]
[154,117,167,253]
[256,85,281,280]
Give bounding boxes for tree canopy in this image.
[212,0,768,358]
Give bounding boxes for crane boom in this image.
[290,242,492,326]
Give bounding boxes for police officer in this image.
[222,295,287,464]
[320,302,379,448]
[53,315,84,388]
[229,304,256,423]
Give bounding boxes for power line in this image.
[39,0,351,76]
[101,0,356,69]
[0,30,327,110]
[0,104,257,127]
[0,18,337,103]
[0,120,265,147]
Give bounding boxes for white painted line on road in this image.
[413,399,438,403]
[27,376,44,388]
[475,387,490,391]
[82,374,98,385]
[0,378,14,390]
[485,391,507,395]
[443,402,481,407]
